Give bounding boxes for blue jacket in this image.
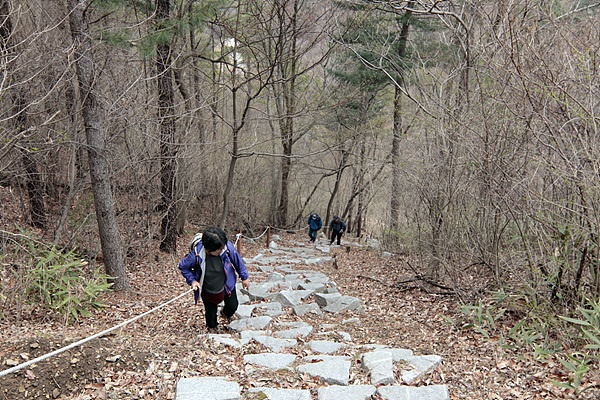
[308,214,322,230]
[178,240,248,298]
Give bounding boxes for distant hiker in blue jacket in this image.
[307,213,322,243]
[329,215,346,245]
[178,226,249,332]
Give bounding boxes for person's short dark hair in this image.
[202,226,228,252]
[333,215,339,220]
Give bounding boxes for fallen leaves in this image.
[1,234,600,399]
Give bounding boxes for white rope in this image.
[238,225,312,242]
[0,288,194,378]
[272,226,306,233]
[240,226,270,241]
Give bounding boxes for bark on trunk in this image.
[16,93,47,229]
[1,1,46,229]
[275,0,299,228]
[67,0,129,290]
[276,138,292,226]
[156,0,178,253]
[54,84,83,244]
[21,147,47,229]
[390,7,412,230]
[325,148,349,228]
[390,85,402,230]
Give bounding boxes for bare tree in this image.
[268,0,336,227]
[155,0,178,253]
[0,1,46,229]
[67,0,129,290]
[16,93,46,229]
[390,4,413,230]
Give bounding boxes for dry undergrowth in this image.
[0,185,598,399]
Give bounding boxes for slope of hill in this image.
[0,187,595,399]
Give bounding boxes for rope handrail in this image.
[271,226,306,233]
[1,225,307,378]
[240,225,307,241]
[0,288,194,378]
[240,226,270,241]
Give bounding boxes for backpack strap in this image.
[226,242,239,270]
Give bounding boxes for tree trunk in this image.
[390,7,412,230]
[356,191,364,237]
[267,95,279,224]
[156,0,178,253]
[325,147,349,229]
[355,140,365,238]
[390,85,402,230]
[219,89,240,228]
[16,94,46,229]
[0,1,46,229]
[67,0,129,291]
[276,138,292,226]
[21,146,47,229]
[54,84,83,244]
[218,17,241,229]
[275,0,298,228]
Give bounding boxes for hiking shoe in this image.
[220,310,233,323]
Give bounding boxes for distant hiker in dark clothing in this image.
[307,213,322,243]
[178,227,249,332]
[329,215,346,245]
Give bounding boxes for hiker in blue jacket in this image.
[329,215,346,245]
[178,226,249,332]
[307,213,322,243]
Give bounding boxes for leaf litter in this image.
[0,230,599,399]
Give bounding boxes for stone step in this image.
[175,243,449,400]
[175,377,450,400]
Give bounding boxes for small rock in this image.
[24,369,36,380]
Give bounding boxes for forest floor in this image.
[1,188,599,399]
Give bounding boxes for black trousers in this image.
[201,289,239,328]
[330,230,343,245]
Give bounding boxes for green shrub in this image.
[552,352,591,394]
[553,299,600,392]
[560,299,600,351]
[459,291,600,395]
[459,290,509,339]
[28,246,112,321]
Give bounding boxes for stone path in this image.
[175,236,450,400]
